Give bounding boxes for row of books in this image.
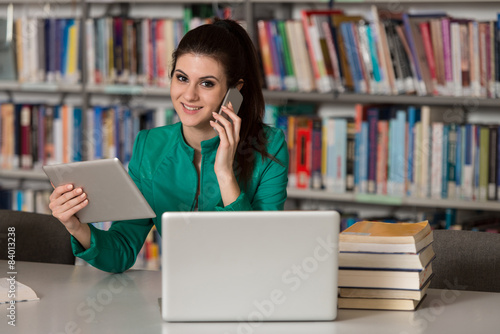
[257,7,500,98]
[0,188,51,214]
[338,220,434,311]
[2,14,213,85]
[270,102,500,202]
[0,103,179,171]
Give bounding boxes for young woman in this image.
[48,19,289,273]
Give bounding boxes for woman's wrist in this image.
[67,222,92,250]
[216,171,241,206]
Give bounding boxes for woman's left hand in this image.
[210,102,241,182]
[210,102,242,206]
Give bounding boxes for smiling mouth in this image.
[182,103,202,111]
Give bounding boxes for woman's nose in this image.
[183,83,199,101]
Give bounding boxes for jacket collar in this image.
[177,122,220,155]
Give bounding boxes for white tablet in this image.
[43,158,156,223]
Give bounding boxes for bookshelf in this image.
[1,0,500,232]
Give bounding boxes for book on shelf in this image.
[0,102,179,171]
[253,6,500,99]
[0,17,17,81]
[278,100,500,204]
[301,9,344,93]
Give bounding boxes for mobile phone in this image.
[217,88,243,122]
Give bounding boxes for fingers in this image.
[211,112,233,146]
[49,184,74,202]
[53,197,89,223]
[49,185,88,223]
[221,102,241,136]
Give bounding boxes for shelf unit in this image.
[287,188,500,212]
[2,0,500,218]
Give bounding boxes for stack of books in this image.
[338,220,434,311]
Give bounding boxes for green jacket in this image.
[71,122,289,273]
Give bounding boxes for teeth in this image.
[183,104,201,111]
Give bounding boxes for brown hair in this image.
[170,19,281,185]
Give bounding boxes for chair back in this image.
[0,209,75,265]
[430,229,500,292]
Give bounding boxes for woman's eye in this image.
[176,75,188,82]
[201,81,215,88]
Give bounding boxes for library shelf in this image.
[0,170,48,181]
[263,90,500,107]
[86,84,170,96]
[0,81,82,94]
[287,188,500,212]
[249,0,500,3]
[84,0,245,4]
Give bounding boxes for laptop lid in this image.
[161,211,340,322]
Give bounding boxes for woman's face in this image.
[170,53,228,133]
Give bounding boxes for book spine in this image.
[20,105,32,169]
[451,23,462,97]
[402,14,425,95]
[419,22,438,95]
[296,118,312,189]
[431,122,443,199]
[257,20,278,90]
[335,118,347,193]
[323,118,333,191]
[357,23,375,94]
[496,15,500,97]
[301,13,325,92]
[277,20,298,91]
[489,21,496,98]
[155,19,166,87]
[441,18,454,96]
[367,108,378,194]
[394,23,417,94]
[470,22,481,97]
[269,20,286,91]
[322,20,344,93]
[310,118,323,190]
[440,124,449,199]
[407,106,419,196]
[488,126,498,200]
[479,126,489,201]
[447,124,457,199]
[459,24,471,96]
[267,21,284,90]
[371,5,397,94]
[456,125,464,199]
[479,23,488,97]
[376,120,388,195]
[497,125,500,201]
[340,23,360,93]
[360,121,369,194]
[395,110,407,196]
[346,120,356,192]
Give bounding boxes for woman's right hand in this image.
[49,184,88,233]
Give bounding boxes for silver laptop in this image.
[161,210,340,322]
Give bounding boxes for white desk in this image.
[1,260,499,333]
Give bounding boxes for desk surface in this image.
[1,260,499,334]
